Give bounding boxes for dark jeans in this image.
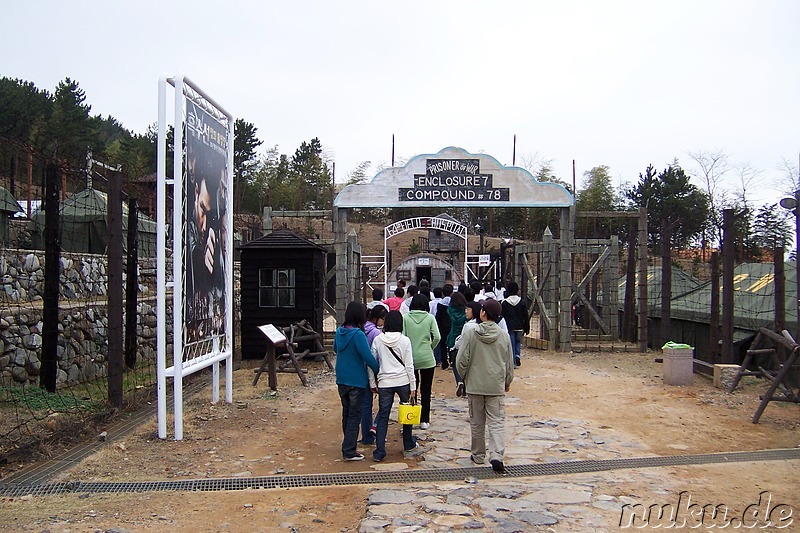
[374,384,414,460]
[449,348,462,384]
[414,367,435,424]
[509,330,523,360]
[338,384,366,458]
[360,390,375,444]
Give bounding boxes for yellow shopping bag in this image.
[398,402,422,425]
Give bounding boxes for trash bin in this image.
[662,341,694,386]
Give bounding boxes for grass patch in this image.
[0,361,157,415]
[0,385,101,412]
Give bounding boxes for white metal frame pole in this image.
[384,227,388,295]
[172,75,185,440]
[156,76,168,439]
[224,113,235,403]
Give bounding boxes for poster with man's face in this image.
[184,101,228,346]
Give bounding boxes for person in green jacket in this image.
[402,294,441,431]
[455,298,514,474]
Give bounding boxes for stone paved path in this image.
[356,393,674,532]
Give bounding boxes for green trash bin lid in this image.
[662,341,693,350]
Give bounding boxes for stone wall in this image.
[0,249,171,388]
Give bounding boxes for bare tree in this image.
[517,152,545,174]
[730,162,761,207]
[688,150,730,249]
[777,155,800,196]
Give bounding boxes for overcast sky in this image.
[5,1,799,205]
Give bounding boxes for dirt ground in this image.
[1,348,798,532]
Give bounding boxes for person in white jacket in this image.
[369,310,417,461]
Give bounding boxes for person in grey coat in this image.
[455,298,514,473]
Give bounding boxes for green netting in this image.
[624,262,798,334]
[0,187,23,215]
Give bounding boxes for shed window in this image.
[259,268,296,308]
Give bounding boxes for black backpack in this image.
[436,302,451,343]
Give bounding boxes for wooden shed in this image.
[239,230,327,359]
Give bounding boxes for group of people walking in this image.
[334,280,527,473]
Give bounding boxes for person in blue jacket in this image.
[334,301,380,461]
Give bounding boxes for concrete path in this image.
[355,394,694,532]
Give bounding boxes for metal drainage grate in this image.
[1,448,798,498]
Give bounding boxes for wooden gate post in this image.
[721,208,735,364]
[637,207,648,352]
[710,251,720,362]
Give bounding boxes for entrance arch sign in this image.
[383,216,468,291]
[385,216,467,238]
[334,147,573,209]
[332,146,574,351]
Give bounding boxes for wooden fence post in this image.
[125,198,139,369]
[107,171,124,407]
[40,160,60,393]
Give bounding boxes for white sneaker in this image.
[418,422,430,430]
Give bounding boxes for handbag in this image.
[398,402,421,425]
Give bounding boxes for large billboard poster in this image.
[184,101,228,346]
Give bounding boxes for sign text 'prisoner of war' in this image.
[399,158,510,202]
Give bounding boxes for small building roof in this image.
[239,229,327,251]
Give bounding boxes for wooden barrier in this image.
[253,320,333,389]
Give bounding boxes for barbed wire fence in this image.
[0,157,168,465]
[569,210,794,365]
[0,152,792,464]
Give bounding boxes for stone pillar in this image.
[334,207,348,325]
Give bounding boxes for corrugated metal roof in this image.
[239,229,327,251]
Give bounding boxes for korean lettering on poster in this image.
[184,101,228,344]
